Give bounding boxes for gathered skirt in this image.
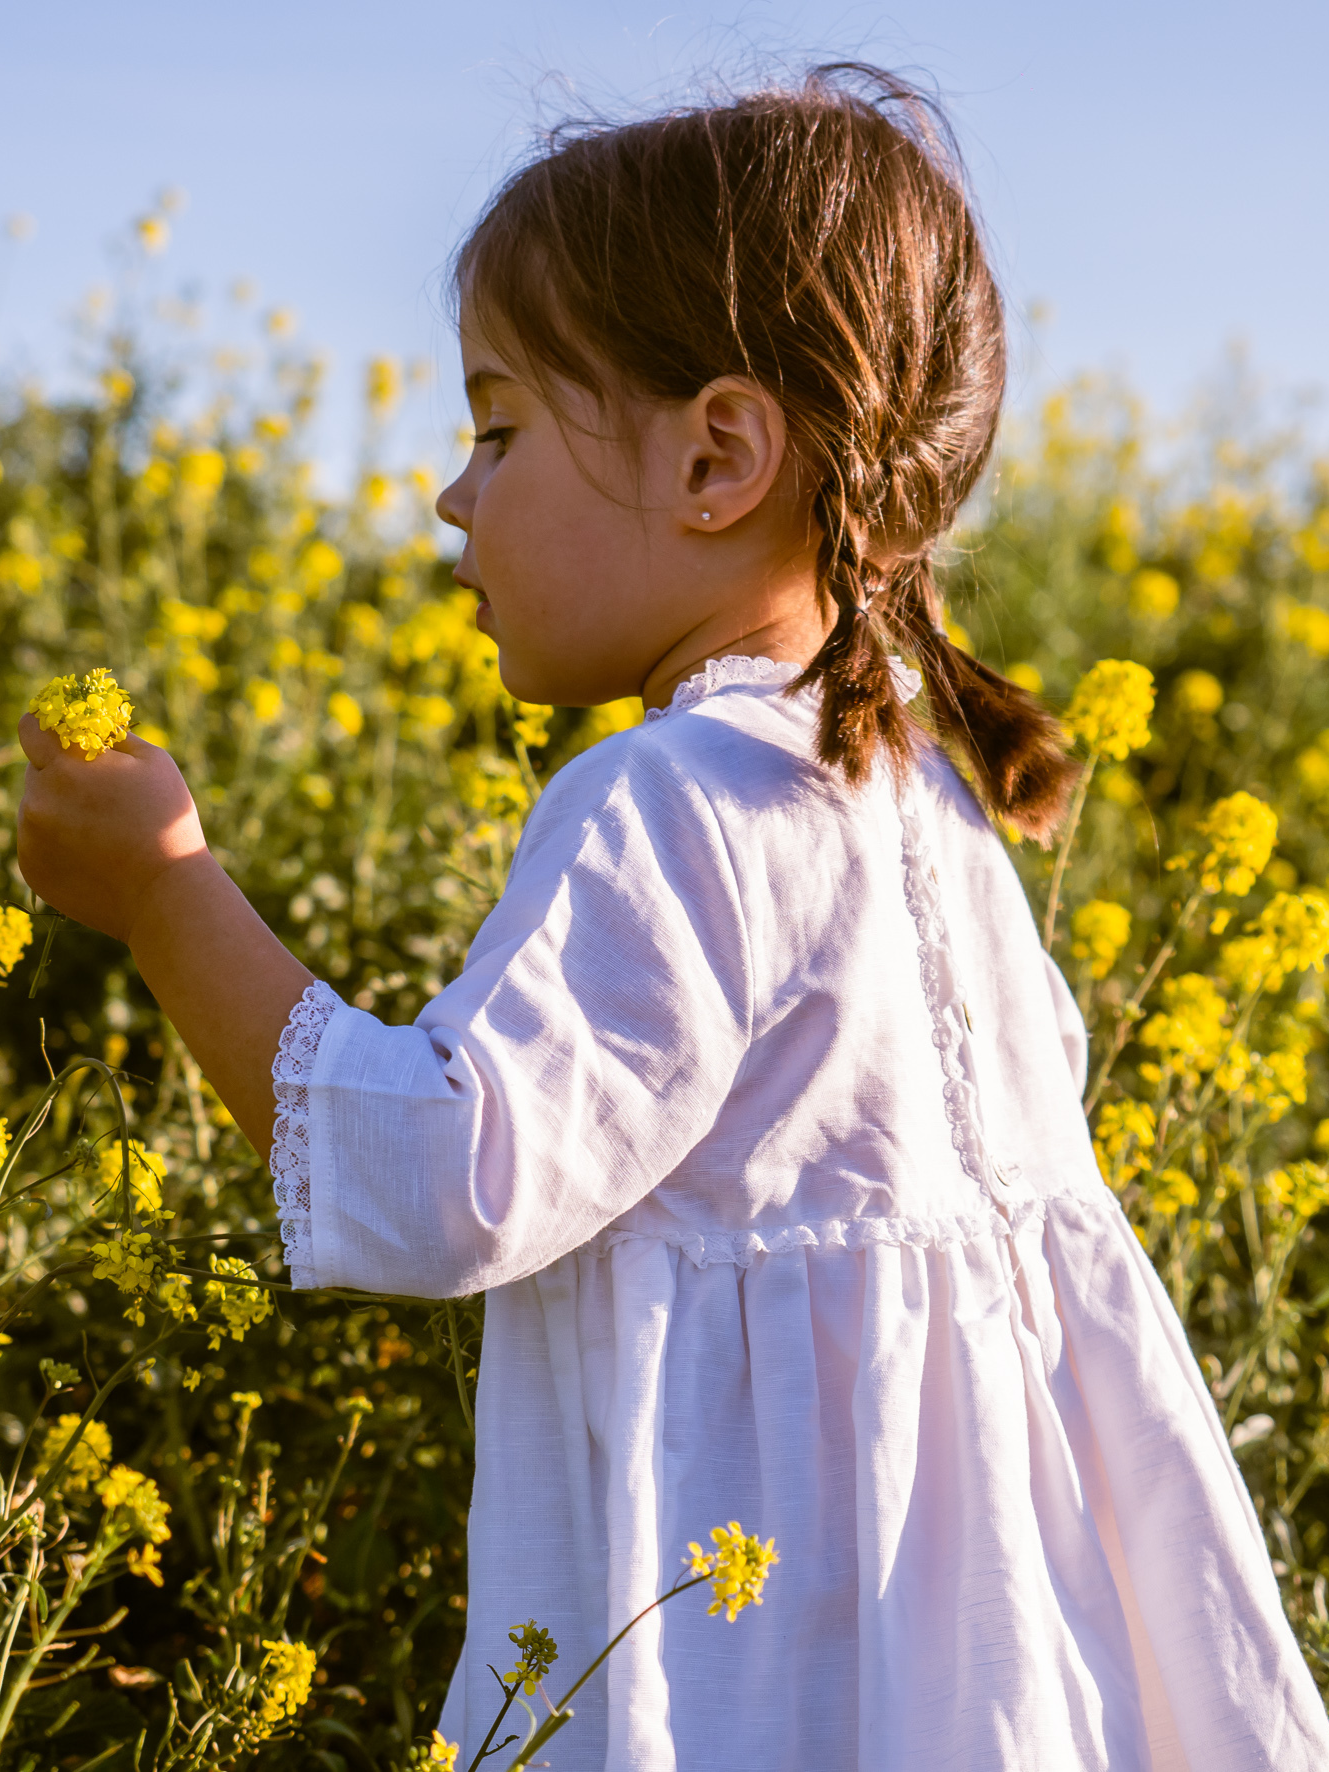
[439,1189,1329,1770]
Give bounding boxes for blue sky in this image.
[3,1,1326,484]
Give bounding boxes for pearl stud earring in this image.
[701,512,711,521]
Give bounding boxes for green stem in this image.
[1083,888,1205,1114]
[0,1535,113,1747]
[501,1574,711,1772]
[444,1299,475,1436]
[1042,756,1096,953]
[26,913,63,1000]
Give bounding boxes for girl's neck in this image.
[640,574,830,713]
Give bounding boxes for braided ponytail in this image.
[797,535,1078,842]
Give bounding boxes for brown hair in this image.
[456,64,1076,841]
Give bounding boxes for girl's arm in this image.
[16,715,311,1154]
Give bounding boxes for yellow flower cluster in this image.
[1214,1042,1309,1122]
[503,1619,559,1694]
[34,1416,113,1496]
[1261,1162,1329,1220]
[1140,974,1229,1082]
[1070,900,1132,978]
[257,1640,317,1730]
[0,906,33,982]
[512,702,553,751]
[203,1254,274,1349]
[1092,1099,1157,1189]
[89,1232,170,1325]
[1197,791,1279,896]
[28,668,134,759]
[427,1734,459,1769]
[96,1464,172,1544]
[1218,891,1329,994]
[1146,1168,1199,1217]
[96,1140,167,1215]
[686,1521,779,1622]
[1064,659,1155,760]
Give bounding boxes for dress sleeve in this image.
[269,739,752,1298]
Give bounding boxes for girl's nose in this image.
[436,474,470,534]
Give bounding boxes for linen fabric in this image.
[271,654,1329,1770]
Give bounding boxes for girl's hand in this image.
[17,714,208,944]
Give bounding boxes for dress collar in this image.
[644,652,921,722]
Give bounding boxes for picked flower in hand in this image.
[28,669,134,759]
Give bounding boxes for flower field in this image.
[1,318,1329,1765]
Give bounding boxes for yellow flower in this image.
[257,1640,317,1729]
[1129,569,1180,620]
[1140,974,1229,1078]
[1070,900,1131,979]
[178,448,226,504]
[1092,1098,1156,1189]
[96,1140,166,1215]
[1296,736,1329,803]
[127,1542,164,1585]
[231,1390,262,1414]
[0,906,33,982]
[405,695,455,730]
[254,412,291,441]
[35,1416,113,1496]
[0,1118,8,1169]
[245,679,283,724]
[136,216,170,255]
[366,355,402,416]
[1064,660,1155,760]
[89,1231,171,1325]
[1283,601,1329,658]
[203,1254,273,1349]
[1147,1168,1199,1217]
[513,703,553,750]
[502,1620,559,1695]
[1196,792,1279,896]
[97,1465,171,1544]
[29,669,134,759]
[686,1521,779,1622]
[427,1734,459,1769]
[1261,1163,1329,1220]
[343,602,384,648]
[1005,662,1043,695]
[1218,892,1329,994]
[0,550,43,594]
[265,307,298,338]
[363,472,394,510]
[298,539,344,590]
[101,368,135,407]
[327,691,364,738]
[577,699,644,749]
[1174,669,1224,716]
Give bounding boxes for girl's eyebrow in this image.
[464,366,518,401]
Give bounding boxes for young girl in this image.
[17,66,1329,1772]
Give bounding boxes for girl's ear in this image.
[676,377,788,532]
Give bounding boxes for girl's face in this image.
[437,305,825,710]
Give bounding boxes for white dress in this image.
[270,656,1329,1771]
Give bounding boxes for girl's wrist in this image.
[124,849,233,960]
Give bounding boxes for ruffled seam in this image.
[271,979,342,1290]
[896,780,1010,1195]
[586,1190,1095,1270]
[644,652,922,722]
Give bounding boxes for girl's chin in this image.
[474,599,494,636]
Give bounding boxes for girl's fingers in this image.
[17,712,60,768]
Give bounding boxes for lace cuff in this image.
[271,979,342,1289]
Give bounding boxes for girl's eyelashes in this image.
[473,426,513,458]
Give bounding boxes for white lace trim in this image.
[587,1189,1098,1269]
[897,780,1012,1198]
[271,979,342,1289]
[644,652,922,722]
